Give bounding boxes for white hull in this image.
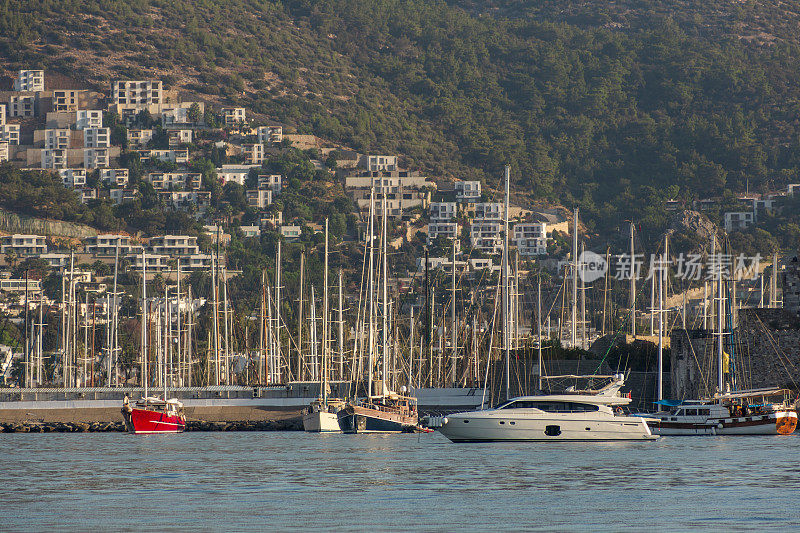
[439,412,656,442]
[302,410,341,432]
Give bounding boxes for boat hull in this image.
[652,410,797,436]
[439,413,657,442]
[337,405,417,434]
[303,410,341,432]
[122,407,186,434]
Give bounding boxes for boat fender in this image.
[717,422,723,429]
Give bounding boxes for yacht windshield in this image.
[498,400,599,412]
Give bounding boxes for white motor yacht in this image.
[436,378,658,442]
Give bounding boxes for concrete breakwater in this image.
[0,418,303,433]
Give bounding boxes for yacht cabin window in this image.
[498,400,599,413]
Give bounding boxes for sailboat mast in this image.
[338,269,344,380]
[323,219,329,404]
[537,274,543,391]
[275,240,282,383]
[297,252,305,381]
[176,258,181,387]
[141,249,148,398]
[657,247,664,401]
[572,208,578,348]
[717,242,725,392]
[382,193,388,397]
[502,165,511,400]
[451,239,457,385]
[111,239,120,386]
[367,186,375,398]
[630,222,636,336]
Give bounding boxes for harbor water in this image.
[4,432,800,531]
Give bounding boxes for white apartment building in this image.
[243,143,264,164]
[84,234,135,256]
[724,211,754,232]
[128,253,169,272]
[53,90,78,112]
[240,225,261,238]
[345,171,435,218]
[9,95,35,117]
[128,129,153,147]
[13,70,44,92]
[149,235,201,256]
[429,202,457,221]
[0,142,8,163]
[247,189,273,209]
[365,155,398,172]
[80,188,97,204]
[84,127,110,148]
[181,253,214,269]
[159,191,211,210]
[41,149,68,169]
[146,172,201,191]
[168,129,192,146]
[58,168,87,188]
[0,104,5,125]
[1,234,47,256]
[39,253,70,268]
[141,149,188,165]
[257,125,283,144]
[76,110,103,130]
[44,129,70,150]
[216,164,260,185]
[279,225,301,241]
[109,189,138,205]
[0,124,20,145]
[258,174,282,194]
[427,222,459,246]
[474,202,503,220]
[99,168,129,187]
[84,148,109,168]
[455,180,481,202]
[111,80,162,106]
[470,221,503,254]
[221,107,246,125]
[513,222,548,256]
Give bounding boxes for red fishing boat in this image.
[122,396,186,434]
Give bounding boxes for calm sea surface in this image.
[2,431,799,531]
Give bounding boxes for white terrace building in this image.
[13,70,44,92]
[84,234,136,256]
[111,80,162,107]
[257,125,283,144]
[148,235,201,257]
[0,124,20,145]
[58,168,87,188]
[470,221,503,254]
[513,222,548,256]
[100,168,130,188]
[1,235,47,257]
[427,221,460,248]
[429,202,457,221]
[345,171,435,218]
[76,110,103,130]
[455,180,481,203]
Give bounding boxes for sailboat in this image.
[337,187,419,433]
[648,243,797,435]
[122,251,187,434]
[303,219,346,432]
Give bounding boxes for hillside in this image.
[1,0,800,248]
